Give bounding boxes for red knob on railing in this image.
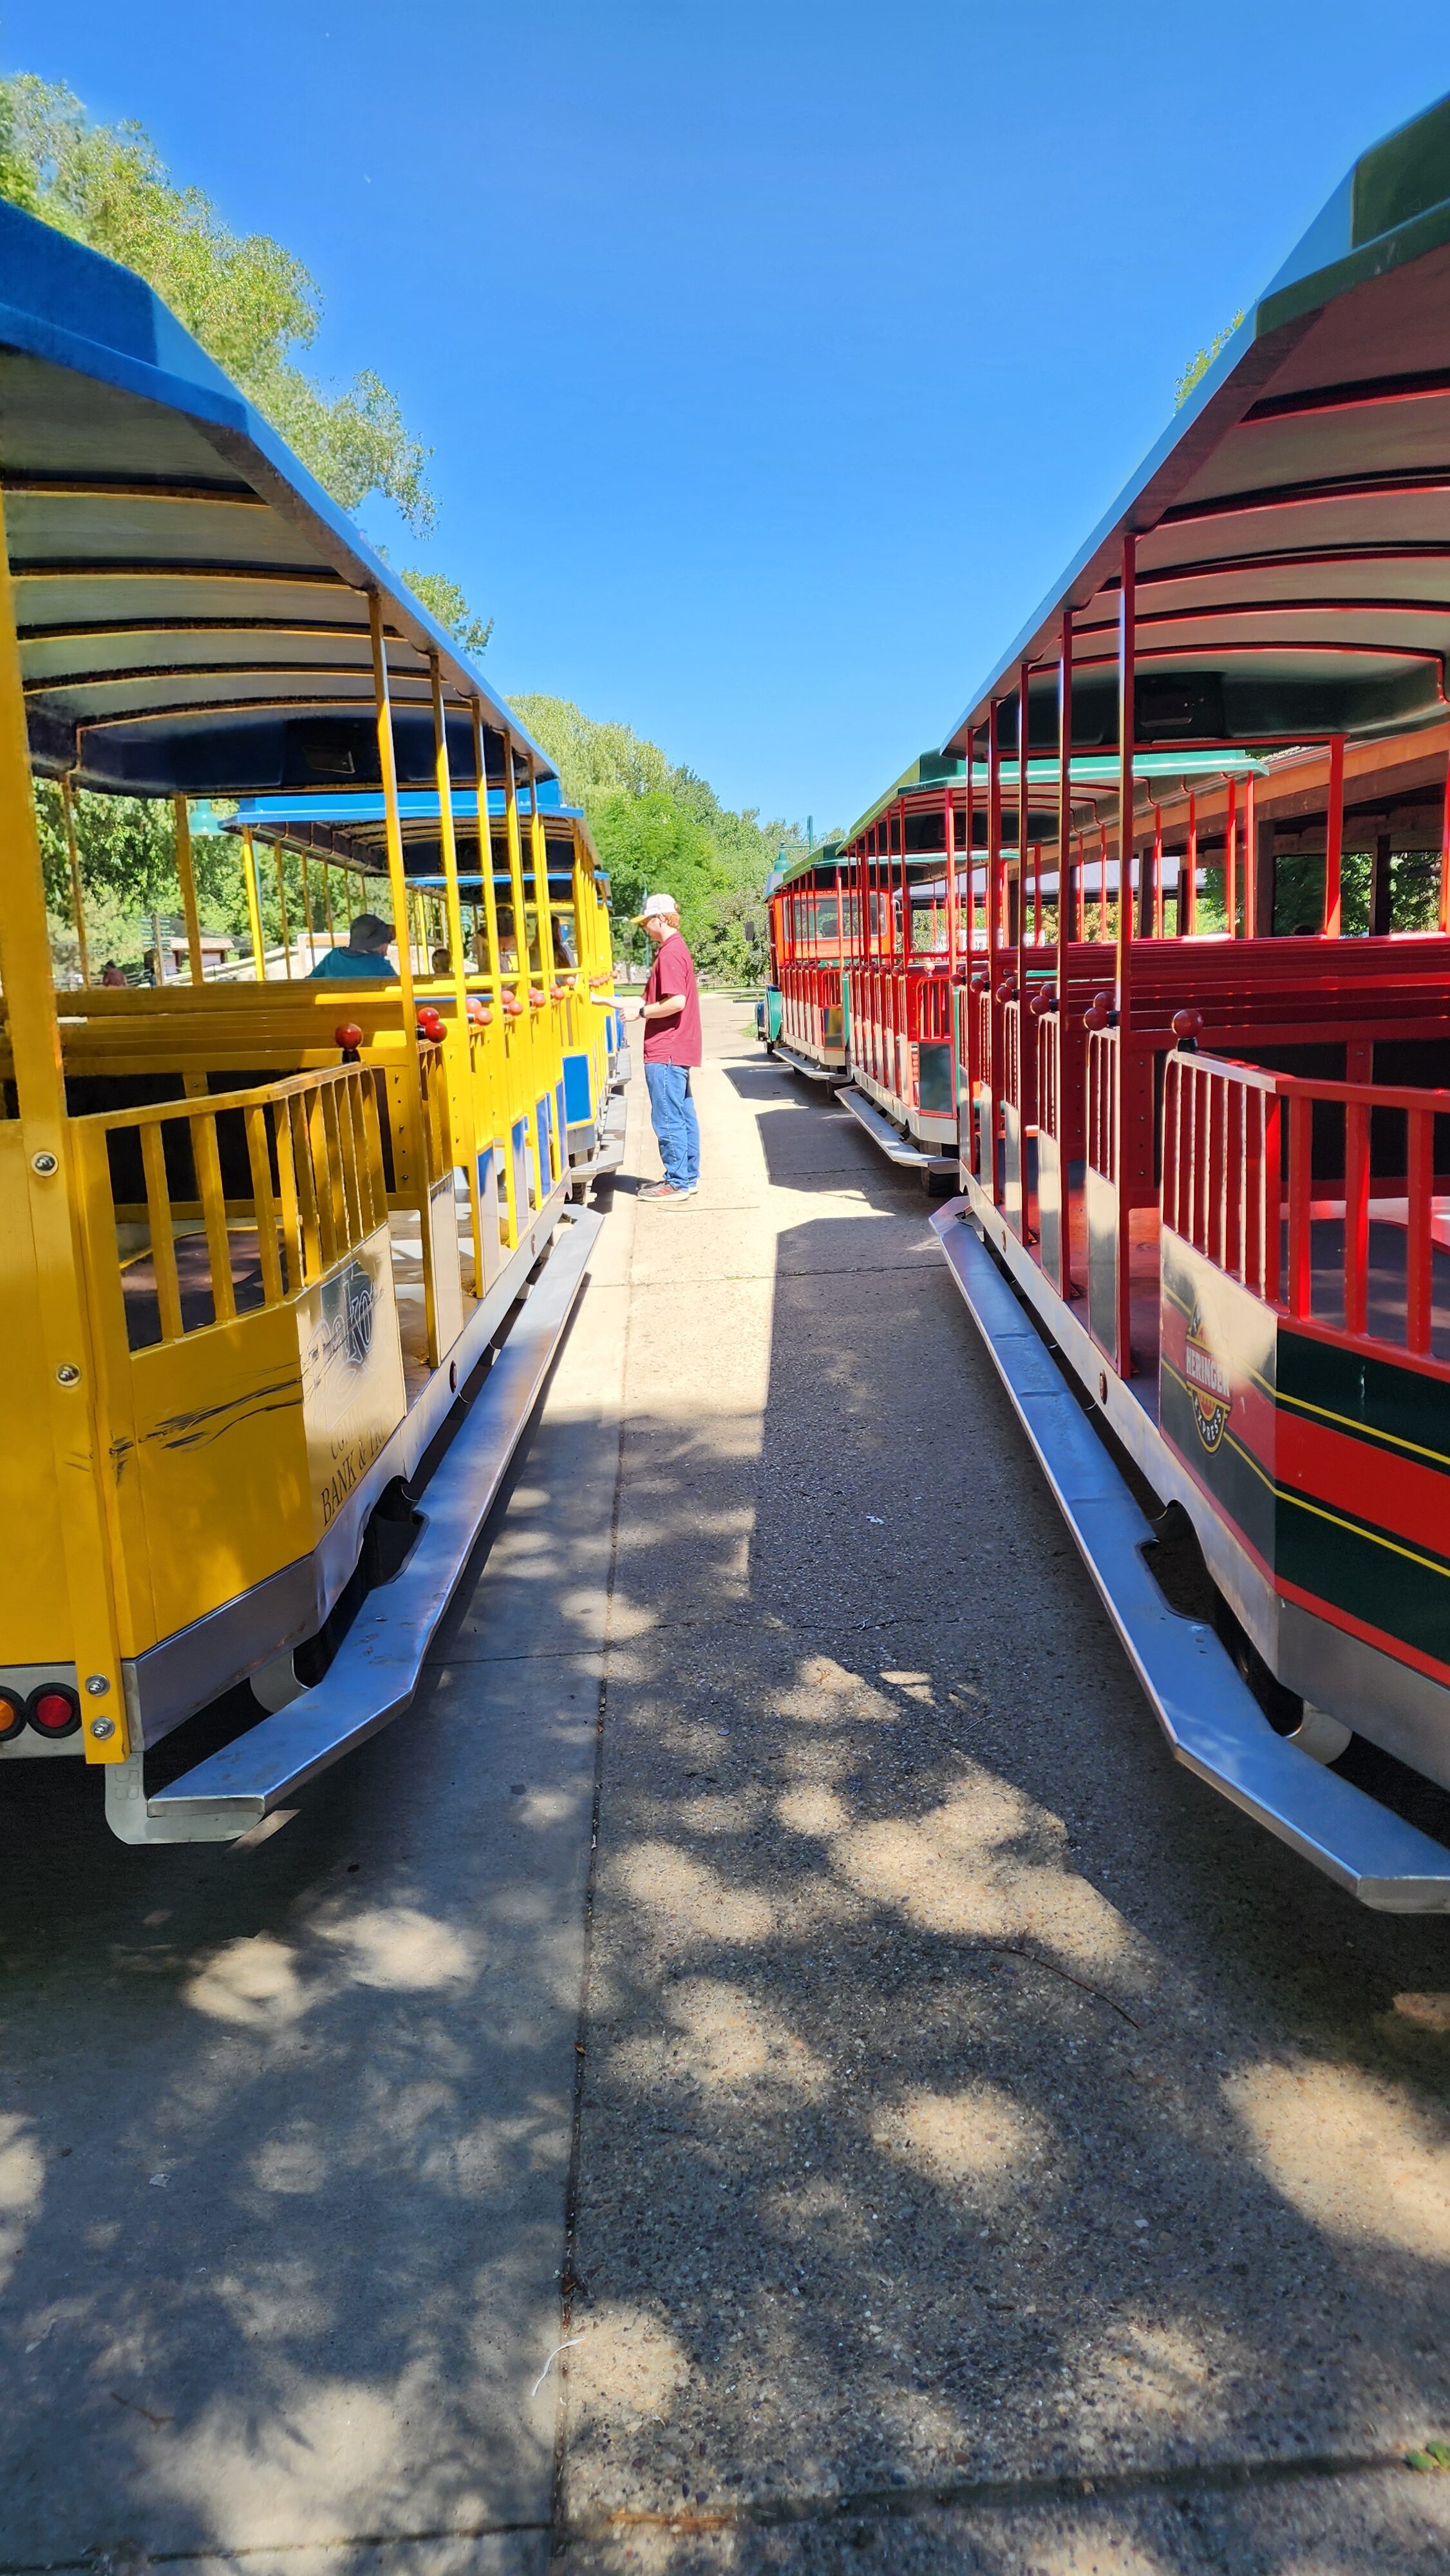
[1028,986,1057,1018]
[995,976,1017,1005]
[529,987,547,1009]
[335,1021,363,1063]
[466,996,492,1026]
[970,972,990,994]
[415,1005,446,1043]
[503,993,525,1018]
[1084,988,1116,1031]
[1171,1008,1204,1050]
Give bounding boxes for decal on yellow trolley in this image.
[299,1226,406,1540]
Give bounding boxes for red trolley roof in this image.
[945,91,1450,762]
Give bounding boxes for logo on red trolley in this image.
[1183,1304,1231,1452]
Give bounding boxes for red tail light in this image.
[28,1683,80,1738]
[0,1689,25,1744]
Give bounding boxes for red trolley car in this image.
[927,90,1450,1907]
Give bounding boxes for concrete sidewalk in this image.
[3,996,1450,2576]
[558,998,1450,2571]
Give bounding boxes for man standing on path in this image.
[634,892,701,1204]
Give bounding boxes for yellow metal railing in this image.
[71,1061,389,1351]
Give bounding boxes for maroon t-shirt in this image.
[642,930,702,1065]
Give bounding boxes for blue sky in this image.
[5,1,1450,831]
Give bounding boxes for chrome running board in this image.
[775,1041,849,1086]
[572,1090,626,1180]
[839,1084,957,1176]
[931,1200,1450,1912]
[108,1208,601,1843]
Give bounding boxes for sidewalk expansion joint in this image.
[551,2444,1432,2551]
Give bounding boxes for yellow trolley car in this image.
[0,200,619,1842]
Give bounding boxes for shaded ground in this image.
[558,1008,1450,2572]
[1,999,1449,2576]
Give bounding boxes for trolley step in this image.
[838,1084,957,1175]
[135,1208,602,1835]
[574,1089,627,1179]
[775,1041,849,1085]
[931,1200,1450,1913]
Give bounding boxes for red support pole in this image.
[1099,824,1108,942]
[1116,527,1136,1376]
[1225,776,1238,936]
[1243,773,1257,940]
[857,832,870,967]
[1152,805,1163,938]
[1323,735,1344,936]
[1440,739,1450,936]
[1074,832,1084,941]
[964,724,977,1137]
[1057,610,1073,1003]
[1117,530,1135,992]
[1033,844,1042,945]
[1057,609,1075,1294]
[945,784,958,976]
[988,704,1003,1204]
[1017,661,1031,996]
[1186,793,1198,935]
[965,728,976,969]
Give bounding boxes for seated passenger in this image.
[431,946,454,978]
[309,913,399,980]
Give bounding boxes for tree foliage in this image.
[0,75,434,529]
[1174,312,1245,409]
[513,694,822,981]
[402,569,494,658]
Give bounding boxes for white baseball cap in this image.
[634,891,679,923]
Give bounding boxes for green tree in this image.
[0,75,433,529]
[1175,312,1245,408]
[513,693,827,981]
[402,569,493,657]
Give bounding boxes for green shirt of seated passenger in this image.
[308,913,399,979]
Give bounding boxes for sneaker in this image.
[640,1179,690,1202]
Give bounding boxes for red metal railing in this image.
[846,962,956,1107]
[1163,1053,1282,1304]
[1163,1048,1450,1363]
[780,961,843,1054]
[1086,1027,1118,1185]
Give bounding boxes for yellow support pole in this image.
[240,825,266,980]
[528,766,560,1186]
[370,590,437,1345]
[301,853,317,971]
[431,654,484,1298]
[502,737,534,1214]
[471,703,515,1249]
[0,488,129,1757]
[61,775,90,987]
[274,843,294,979]
[173,794,204,984]
[322,862,335,958]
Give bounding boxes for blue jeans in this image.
[645,1061,699,1188]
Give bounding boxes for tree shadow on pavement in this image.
[559,1179,1450,2572]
